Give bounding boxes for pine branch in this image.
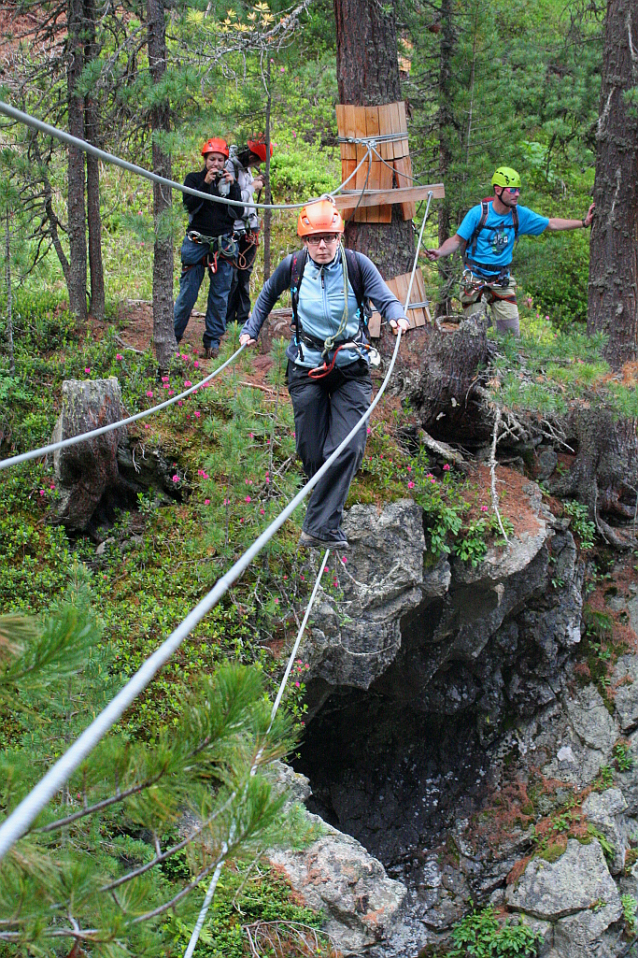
[36,773,164,834]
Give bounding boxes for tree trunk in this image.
[146,0,176,368]
[334,0,414,279]
[4,211,15,376]
[66,0,88,321]
[84,0,105,320]
[262,58,272,282]
[587,0,638,369]
[436,0,455,316]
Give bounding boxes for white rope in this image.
[0,344,246,471]
[183,548,330,958]
[0,102,372,212]
[0,193,433,863]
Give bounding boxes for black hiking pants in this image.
[287,359,372,541]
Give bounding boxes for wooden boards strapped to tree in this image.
[336,101,419,223]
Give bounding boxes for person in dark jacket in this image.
[240,198,409,550]
[174,137,242,359]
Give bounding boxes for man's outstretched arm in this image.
[547,202,595,232]
[425,234,466,261]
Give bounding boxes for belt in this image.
[464,259,510,279]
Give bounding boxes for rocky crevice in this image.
[268,480,638,957]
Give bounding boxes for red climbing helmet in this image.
[297,198,344,237]
[247,138,273,163]
[201,137,229,158]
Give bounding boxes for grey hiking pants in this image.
[287,360,372,541]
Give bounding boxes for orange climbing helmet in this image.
[201,137,229,158]
[247,138,273,163]
[297,198,344,237]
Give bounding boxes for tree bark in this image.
[146,0,176,368]
[262,57,272,282]
[66,0,88,321]
[587,0,638,369]
[333,0,414,279]
[84,0,105,320]
[5,212,15,376]
[436,0,455,315]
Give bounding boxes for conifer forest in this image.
[0,0,638,955]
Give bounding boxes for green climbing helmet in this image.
[491,167,521,189]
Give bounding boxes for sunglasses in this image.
[504,187,521,194]
[306,234,340,246]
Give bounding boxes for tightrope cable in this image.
[0,102,372,212]
[0,344,246,471]
[183,548,330,958]
[0,193,433,865]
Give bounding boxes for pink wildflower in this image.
[249,432,254,438]
[408,480,415,489]
[144,424,150,429]
[194,411,201,418]
[168,390,174,396]
[116,353,123,360]
[443,463,451,471]
[84,367,91,374]
[204,499,210,505]
[181,353,188,360]
[244,495,251,503]
[161,376,170,383]
[259,508,265,515]
[184,380,192,388]
[300,574,305,581]
[39,489,45,496]
[172,475,180,482]
[163,384,169,389]
[294,681,300,687]
[194,361,199,368]
[146,390,153,398]
[265,477,270,484]
[274,598,279,604]
[407,465,412,472]
[50,484,55,490]
[481,505,489,512]
[178,400,183,406]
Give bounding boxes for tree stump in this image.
[52,378,128,531]
[401,313,493,444]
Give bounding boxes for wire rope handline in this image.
[0,344,247,471]
[0,101,373,212]
[0,193,433,864]
[183,548,330,958]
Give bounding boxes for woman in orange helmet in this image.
[240,198,409,550]
[173,137,242,359]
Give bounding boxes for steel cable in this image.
[0,193,433,864]
[0,344,246,471]
[0,102,373,212]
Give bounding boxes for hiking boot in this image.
[202,346,219,360]
[298,531,350,551]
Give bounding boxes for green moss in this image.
[538,843,567,863]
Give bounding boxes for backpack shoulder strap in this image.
[290,247,308,332]
[468,200,490,260]
[344,249,369,322]
[512,205,519,241]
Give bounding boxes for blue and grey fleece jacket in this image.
[241,250,405,368]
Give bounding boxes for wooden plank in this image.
[354,106,370,222]
[412,269,428,326]
[342,104,357,160]
[362,106,383,222]
[377,103,393,161]
[341,158,357,191]
[333,182,445,211]
[389,101,406,159]
[394,156,416,220]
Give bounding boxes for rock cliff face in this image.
[269,483,638,957]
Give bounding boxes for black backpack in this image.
[465,199,519,263]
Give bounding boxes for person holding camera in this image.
[225,139,272,326]
[173,137,242,359]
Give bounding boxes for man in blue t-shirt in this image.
[426,167,595,336]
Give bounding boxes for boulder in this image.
[270,814,407,955]
[507,838,622,928]
[52,378,127,531]
[301,500,426,693]
[611,655,638,733]
[581,788,629,875]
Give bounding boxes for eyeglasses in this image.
[306,234,340,246]
[504,187,521,194]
